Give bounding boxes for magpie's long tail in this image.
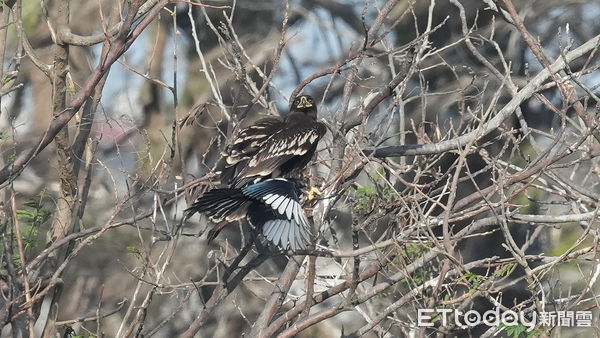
[184,179,314,251]
[186,188,247,221]
[185,188,249,242]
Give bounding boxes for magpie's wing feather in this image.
[241,178,298,199]
[262,218,311,250]
[242,179,312,250]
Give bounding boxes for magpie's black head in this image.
[290,95,317,118]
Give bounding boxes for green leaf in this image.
[11,253,21,267]
[495,263,515,277]
[506,324,524,338]
[127,246,141,254]
[457,271,486,290]
[500,323,542,338]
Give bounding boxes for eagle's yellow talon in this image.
[307,187,323,201]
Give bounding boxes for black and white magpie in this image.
[187,178,312,251]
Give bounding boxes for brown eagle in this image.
[220,95,326,188]
[186,95,326,251]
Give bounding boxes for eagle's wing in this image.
[223,117,284,165]
[234,123,326,182]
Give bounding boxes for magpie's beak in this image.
[296,96,313,109]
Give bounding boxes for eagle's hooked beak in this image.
[296,96,313,109]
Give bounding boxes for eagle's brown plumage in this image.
[221,95,326,188]
[186,95,325,250]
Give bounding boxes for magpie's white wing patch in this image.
[264,193,278,205]
[260,193,308,226]
[260,193,312,250]
[262,218,312,251]
[241,178,313,250]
